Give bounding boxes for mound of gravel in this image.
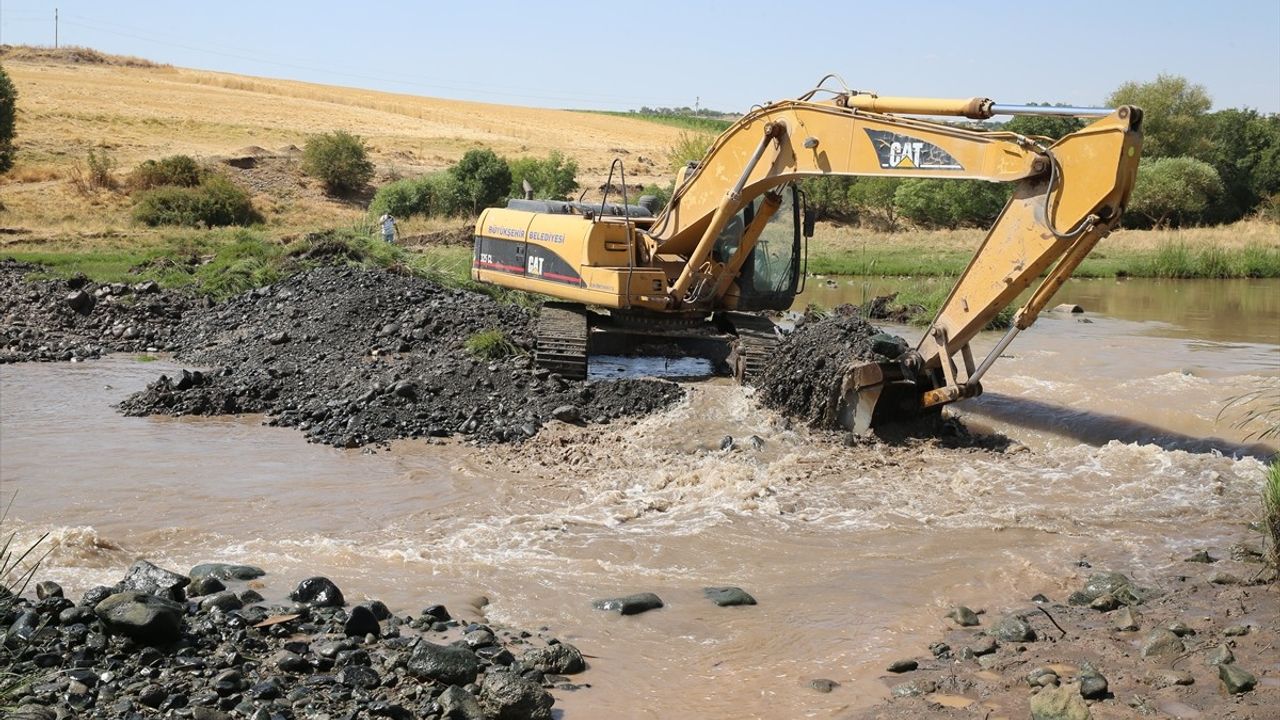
[0,259,201,363]
[119,265,684,446]
[756,314,906,429]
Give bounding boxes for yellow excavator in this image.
[471,76,1142,433]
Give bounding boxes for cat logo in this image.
[865,129,964,171]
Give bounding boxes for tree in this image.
[892,179,1011,228]
[449,148,511,213]
[302,130,375,195]
[0,63,17,173]
[846,177,902,230]
[801,176,857,220]
[1197,109,1280,222]
[1128,157,1223,227]
[1004,112,1084,141]
[507,151,579,200]
[1107,74,1212,158]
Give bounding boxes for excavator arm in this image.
[643,84,1142,432]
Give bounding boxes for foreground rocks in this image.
[841,539,1277,719]
[2,560,589,719]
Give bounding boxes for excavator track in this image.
[723,312,780,384]
[535,303,590,380]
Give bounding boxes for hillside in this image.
[0,48,686,240]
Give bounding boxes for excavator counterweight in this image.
[472,77,1142,433]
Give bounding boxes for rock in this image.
[338,664,381,689]
[890,679,937,698]
[35,580,63,600]
[137,685,167,707]
[343,604,380,637]
[1027,668,1060,687]
[1030,593,1051,603]
[550,404,580,422]
[275,650,311,673]
[1030,683,1091,720]
[1148,670,1194,688]
[240,589,264,604]
[80,585,113,608]
[1166,621,1195,637]
[886,659,918,673]
[266,331,289,345]
[290,576,345,607]
[719,435,735,450]
[479,670,554,720]
[747,435,765,450]
[969,636,998,656]
[438,685,485,719]
[10,705,57,720]
[523,643,586,674]
[995,614,1036,642]
[186,575,226,597]
[1207,571,1241,585]
[94,592,184,644]
[189,563,266,581]
[1206,644,1235,666]
[65,289,95,315]
[929,642,951,659]
[1223,624,1250,637]
[809,678,839,693]
[9,610,40,641]
[1218,663,1256,694]
[1139,628,1184,659]
[946,605,980,626]
[407,641,481,685]
[1183,549,1216,563]
[199,590,244,613]
[592,592,664,615]
[1052,303,1083,314]
[1089,593,1120,611]
[422,604,452,621]
[1079,665,1108,699]
[59,605,95,625]
[1068,571,1133,605]
[118,559,190,601]
[1112,606,1139,631]
[703,586,756,607]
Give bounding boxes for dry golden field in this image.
[0,48,685,239]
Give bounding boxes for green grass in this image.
[135,354,159,362]
[464,329,520,359]
[807,241,1280,279]
[877,281,1014,331]
[573,110,734,133]
[1265,460,1279,576]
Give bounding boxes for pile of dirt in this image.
[118,265,684,446]
[0,259,202,363]
[755,314,907,429]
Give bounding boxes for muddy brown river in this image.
[2,278,1277,718]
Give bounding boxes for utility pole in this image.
[55,7,59,49]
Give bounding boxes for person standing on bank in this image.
[378,213,398,244]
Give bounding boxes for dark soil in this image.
[755,313,906,430]
[0,259,202,363]
[114,265,684,447]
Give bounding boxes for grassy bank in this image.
[571,110,734,133]
[808,220,1280,279]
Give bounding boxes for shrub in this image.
[0,63,16,173]
[133,175,259,227]
[669,131,714,173]
[302,130,374,194]
[464,329,519,359]
[893,179,1011,228]
[1129,156,1224,227]
[508,151,579,200]
[450,149,511,214]
[70,148,118,194]
[1266,461,1280,575]
[370,172,465,219]
[128,154,202,191]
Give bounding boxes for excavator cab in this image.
[721,185,807,311]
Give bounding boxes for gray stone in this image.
[995,614,1036,642]
[592,592,664,615]
[1068,571,1133,605]
[1218,663,1256,694]
[1112,606,1139,632]
[95,592,183,645]
[35,581,63,600]
[890,679,937,698]
[407,641,481,686]
[463,628,496,648]
[1052,303,1083,314]
[10,705,57,720]
[438,685,484,720]
[969,636,998,656]
[946,605,980,626]
[1079,666,1108,699]
[522,642,586,674]
[1207,571,1241,585]
[118,560,190,601]
[1223,624,1250,637]
[1183,549,1216,564]
[703,586,756,607]
[1030,683,1091,720]
[1089,593,1120,611]
[551,405,580,423]
[1026,668,1060,687]
[8,611,40,641]
[886,659,918,673]
[1148,670,1194,689]
[809,678,839,693]
[479,670,554,720]
[1166,621,1195,637]
[189,563,266,581]
[199,591,243,613]
[1139,628,1184,659]
[65,290,95,315]
[1206,644,1235,666]
[186,576,226,597]
[274,650,311,673]
[338,664,380,690]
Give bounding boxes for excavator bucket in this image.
[837,360,932,434]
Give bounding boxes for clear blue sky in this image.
[2,0,1277,113]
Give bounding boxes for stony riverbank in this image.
[843,537,1278,720]
[3,560,587,720]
